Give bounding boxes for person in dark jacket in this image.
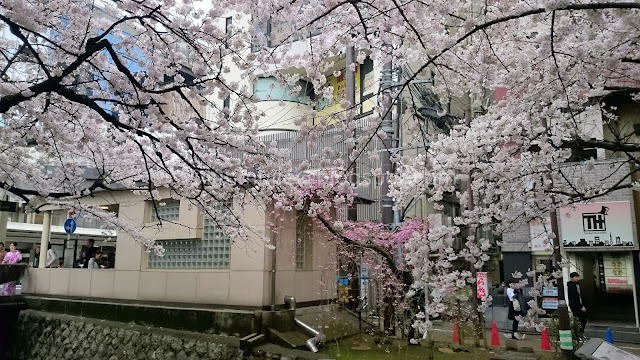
[78,238,96,268]
[567,272,587,333]
[505,279,527,340]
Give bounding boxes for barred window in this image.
[150,199,180,222]
[148,218,231,269]
[296,211,312,270]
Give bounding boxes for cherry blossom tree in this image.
[3,0,640,341]
[0,0,292,252]
[240,0,640,339]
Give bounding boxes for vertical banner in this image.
[477,272,489,300]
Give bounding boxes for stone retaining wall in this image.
[8,310,322,360]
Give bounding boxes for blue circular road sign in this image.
[64,218,77,234]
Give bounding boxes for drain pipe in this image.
[284,296,326,353]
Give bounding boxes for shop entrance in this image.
[570,252,637,325]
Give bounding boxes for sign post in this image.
[63,217,76,268]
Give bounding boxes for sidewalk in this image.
[429,320,640,356]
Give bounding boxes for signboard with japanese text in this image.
[560,202,634,250]
[530,217,553,252]
[477,272,490,301]
[602,253,633,292]
[542,287,558,297]
[542,298,559,309]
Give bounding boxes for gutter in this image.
[284,295,326,353]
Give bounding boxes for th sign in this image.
[64,218,77,234]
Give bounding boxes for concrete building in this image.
[19,187,336,307]
[501,92,640,334]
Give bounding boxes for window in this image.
[148,218,231,269]
[296,211,312,269]
[225,17,232,48]
[150,199,180,222]
[223,95,230,110]
[253,77,314,104]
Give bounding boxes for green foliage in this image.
[546,313,585,354]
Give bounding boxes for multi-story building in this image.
[501,90,640,333]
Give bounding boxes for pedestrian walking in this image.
[46,245,58,268]
[568,272,588,334]
[505,279,527,340]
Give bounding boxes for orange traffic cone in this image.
[490,321,500,346]
[452,319,460,343]
[540,327,551,350]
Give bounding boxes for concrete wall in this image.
[7,310,317,360]
[270,212,337,305]
[24,192,337,308]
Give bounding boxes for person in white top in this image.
[87,251,104,269]
[505,279,526,340]
[45,245,58,268]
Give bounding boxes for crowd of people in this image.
[0,238,110,296]
[30,239,107,269]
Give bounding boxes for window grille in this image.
[150,199,180,222]
[148,218,231,269]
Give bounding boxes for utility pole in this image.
[551,207,573,357]
[542,117,573,359]
[346,46,357,222]
[345,45,361,319]
[380,60,394,228]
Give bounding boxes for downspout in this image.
[284,296,326,353]
[270,226,277,310]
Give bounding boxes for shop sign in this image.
[603,253,631,290]
[606,277,629,285]
[476,272,489,301]
[363,71,375,96]
[542,287,558,297]
[560,201,634,250]
[530,217,552,251]
[542,297,559,309]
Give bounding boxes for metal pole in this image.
[345,45,362,320]
[74,237,78,267]
[550,207,573,357]
[38,210,51,268]
[380,60,394,227]
[542,114,572,356]
[346,45,357,219]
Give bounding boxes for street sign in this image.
[64,218,77,234]
[0,201,17,212]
